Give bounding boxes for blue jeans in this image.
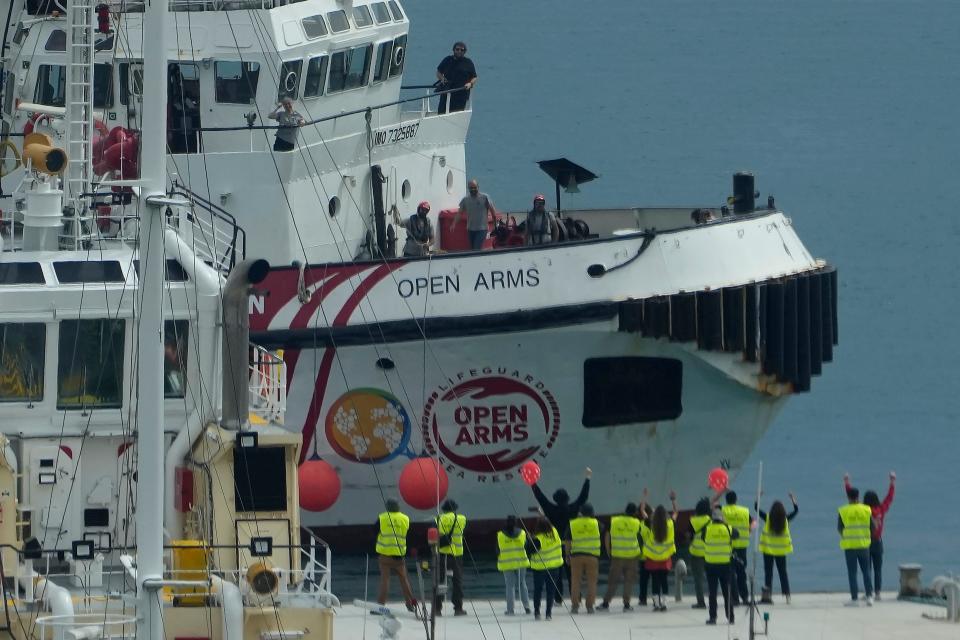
[468,229,487,251]
[503,568,530,614]
[845,548,873,600]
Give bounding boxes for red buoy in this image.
[398,458,448,510]
[298,458,341,512]
[519,460,541,486]
[708,467,729,492]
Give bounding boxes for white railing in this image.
[35,613,137,640]
[249,345,286,425]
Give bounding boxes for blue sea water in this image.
[334,0,960,596]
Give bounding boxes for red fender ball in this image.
[398,458,449,510]
[298,458,341,512]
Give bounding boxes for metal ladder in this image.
[62,0,95,248]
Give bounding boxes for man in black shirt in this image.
[436,41,477,114]
[531,467,591,603]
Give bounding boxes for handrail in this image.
[169,182,246,272]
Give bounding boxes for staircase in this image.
[62,0,95,248]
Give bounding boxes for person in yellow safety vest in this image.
[497,515,531,615]
[687,497,713,610]
[565,503,602,614]
[701,506,740,625]
[637,488,678,607]
[756,493,799,604]
[598,503,641,612]
[640,503,677,612]
[434,499,467,616]
[722,491,754,606]
[838,486,875,606]
[528,518,564,620]
[375,499,417,611]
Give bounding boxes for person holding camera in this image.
[434,499,467,616]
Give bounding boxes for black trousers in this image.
[438,90,469,114]
[763,554,791,595]
[869,539,884,593]
[533,568,561,616]
[273,138,295,152]
[638,563,649,603]
[650,569,669,597]
[706,563,734,622]
[730,547,749,604]
[434,554,463,611]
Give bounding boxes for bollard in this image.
[898,563,922,598]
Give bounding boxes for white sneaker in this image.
[844,600,859,607]
[865,596,873,607]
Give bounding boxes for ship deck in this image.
[334,592,956,639]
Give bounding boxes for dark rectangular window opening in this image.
[84,508,109,527]
[582,357,683,427]
[164,319,189,399]
[57,318,125,409]
[0,262,45,284]
[234,446,287,512]
[0,322,45,403]
[54,261,124,283]
[133,259,188,282]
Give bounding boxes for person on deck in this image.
[450,179,497,251]
[702,506,739,625]
[403,201,434,257]
[525,194,558,245]
[598,503,641,612]
[434,499,467,616]
[756,493,799,604]
[639,492,678,611]
[838,486,875,606]
[268,97,305,152]
[530,466,591,603]
[375,499,417,612]
[497,515,531,615]
[687,497,713,610]
[722,491,754,606]
[436,41,476,114]
[565,503,603,614]
[845,471,894,598]
[527,518,563,620]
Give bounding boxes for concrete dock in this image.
[334,592,956,639]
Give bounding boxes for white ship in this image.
[0,0,838,545]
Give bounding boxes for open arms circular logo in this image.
[325,388,413,463]
[421,369,560,476]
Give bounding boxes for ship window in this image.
[0,323,45,403]
[118,62,143,106]
[0,261,45,284]
[277,59,302,100]
[328,44,372,93]
[234,446,287,512]
[94,34,114,52]
[372,41,392,83]
[301,15,327,39]
[44,29,66,51]
[34,64,66,107]
[215,61,260,104]
[164,320,188,399]
[53,261,124,283]
[133,259,188,282]
[388,34,406,78]
[352,5,373,27]
[57,319,125,410]
[371,2,390,23]
[388,0,404,20]
[93,63,113,108]
[84,508,109,527]
[581,357,683,427]
[304,55,328,98]
[326,10,349,33]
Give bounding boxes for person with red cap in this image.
[525,194,558,246]
[403,201,434,257]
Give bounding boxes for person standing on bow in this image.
[640,492,678,612]
[598,502,641,612]
[436,41,476,114]
[722,491,754,606]
[403,201,434,257]
[268,97,305,152]
[375,499,417,612]
[434,499,467,616]
[845,471,895,599]
[565,503,602,614]
[528,517,563,620]
[838,486,875,606]
[497,515,531,616]
[525,194,559,246]
[450,179,497,251]
[756,493,799,604]
[531,466,592,603]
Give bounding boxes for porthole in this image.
[328,196,340,217]
[401,179,411,201]
[446,170,454,194]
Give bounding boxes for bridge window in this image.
[581,357,683,427]
[389,34,406,78]
[327,10,349,33]
[371,2,390,23]
[388,0,404,20]
[302,15,327,39]
[0,323,45,403]
[93,63,113,108]
[304,55,328,98]
[0,262,45,284]
[118,62,143,106]
[34,65,66,107]
[53,260,124,283]
[277,60,302,100]
[215,61,260,104]
[352,5,373,27]
[164,320,188,398]
[57,319,125,410]
[328,44,372,93]
[372,41,391,83]
[44,29,65,51]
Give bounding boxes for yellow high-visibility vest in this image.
[376,511,410,557]
[723,504,751,549]
[436,512,467,557]
[641,520,676,562]
[569,517,601,557]
[530,527,564,570]
[703,522,733,565]
[609,515,641,559]
[497,530,529,571]
[689,515,711,558]
[759,519,793,556]
[838,504,872,550]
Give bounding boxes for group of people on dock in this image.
[373,468,895,625]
